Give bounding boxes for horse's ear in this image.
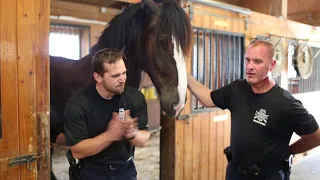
[142,0,160,16]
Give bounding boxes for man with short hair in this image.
[64,48,151,180]
[187,40,320,180]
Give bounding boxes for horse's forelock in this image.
[156,0,193,57]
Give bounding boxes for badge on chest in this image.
[253,109,269,126]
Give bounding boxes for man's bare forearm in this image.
[289,138,318,154]
[128,130,151,147]
[289,129,320,155]
[187,74,215,107]
[71,132,114,159]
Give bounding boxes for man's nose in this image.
[119,75,126,82]
[246,61,254,69]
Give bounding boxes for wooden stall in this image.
[0,0,51,179]
[1,0,320,179]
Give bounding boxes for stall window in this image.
[49,24,89,60]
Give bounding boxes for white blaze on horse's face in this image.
[172,37,187,117]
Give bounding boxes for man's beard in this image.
[103,83,125,94]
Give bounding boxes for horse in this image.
[49,0,193,143]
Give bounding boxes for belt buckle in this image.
[110,164,121,170]
[109,156,132,171]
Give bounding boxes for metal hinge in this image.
[8,154,46,171]
[184,0,194,20]
[244,16,249,30]
[176,114,197,124]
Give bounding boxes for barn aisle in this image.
[52,132,161,180]
[52,132,320,180]
[291,153,320,180]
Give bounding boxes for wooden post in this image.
[160,115,176,180]
[281,0,288,18]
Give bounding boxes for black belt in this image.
[108,156,133,170]
[81,156,133,170]
[234,163,285,177]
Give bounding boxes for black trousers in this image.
[226,161,290,180]
[78,160,137,180]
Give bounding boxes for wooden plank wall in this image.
[0,0,50,179]
[191,4,246,33]
[174,109,231,180]
[0,0,20,179]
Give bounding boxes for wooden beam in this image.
[54,0,140,8]
[57,0,117,7]
[237,0,287,17]
[281,0,287,18]
[288,11,320,26]
[211,0,241,5]
[287,0,320,26]
[117,0,141,3]
[287,0,320,15]
[51,0,121,22]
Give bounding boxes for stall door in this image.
[0,0,50,179]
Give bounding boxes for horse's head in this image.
[140,0,193,118]
[93,0,192,119]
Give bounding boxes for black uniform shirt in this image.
[64,83,148,164]
[211,79,318,167]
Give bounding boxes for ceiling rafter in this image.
[51,0,320,26]
[51,0,122,22]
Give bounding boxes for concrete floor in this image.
[291,154,320,180]
[52,132,160,180]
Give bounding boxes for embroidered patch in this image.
[253,109,269,126]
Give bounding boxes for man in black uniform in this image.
[64,48,151,180]
[187,40,320,180]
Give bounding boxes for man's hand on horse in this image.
[123,110,138,140]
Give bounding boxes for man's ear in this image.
[269,59,277,71]
[93,72,103,83]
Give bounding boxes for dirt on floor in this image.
[52,132,160,180]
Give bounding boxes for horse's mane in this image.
[92,3,144,55]
[158,0,192,56]
[92,0,192,56]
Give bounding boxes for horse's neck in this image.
[125,55,143,89]
[73,53,94,85]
